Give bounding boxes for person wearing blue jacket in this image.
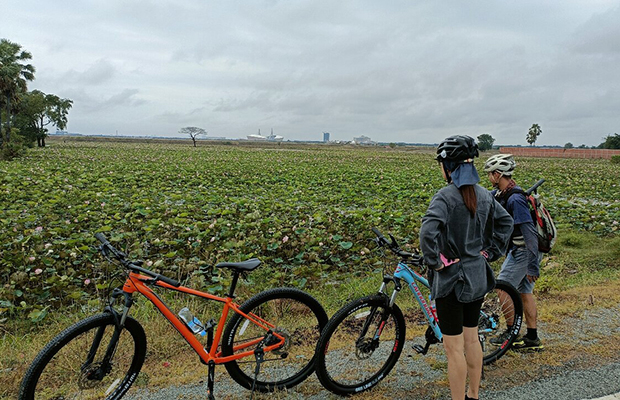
[420,136,513,400]
[484,154,544,351]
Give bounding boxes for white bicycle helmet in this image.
[483,154,516,176]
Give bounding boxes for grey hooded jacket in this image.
[420,183,513,302]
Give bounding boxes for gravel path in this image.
[124,304,620,400]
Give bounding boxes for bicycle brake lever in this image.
[388,233,398,248]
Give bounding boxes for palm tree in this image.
[0,39,36,145]
[526,123,542,146]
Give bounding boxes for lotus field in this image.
[1,139,618,318]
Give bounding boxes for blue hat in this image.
[444,161,480,188]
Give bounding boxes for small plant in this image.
[611,155,620,164]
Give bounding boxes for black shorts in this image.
[435,291,483,336]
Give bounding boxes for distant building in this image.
[353,135,373,145]
[323,132,330,142]
[247,128,283,142]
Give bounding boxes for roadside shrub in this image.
[611,155,620,164]
[0,131,26,160]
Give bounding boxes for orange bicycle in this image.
[18,232,328,400]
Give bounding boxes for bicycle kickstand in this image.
[207,360,216,400]
[249,348,264,400]
[205,320,216,400]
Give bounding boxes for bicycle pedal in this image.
[412,344,426,354]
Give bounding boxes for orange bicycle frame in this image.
[121,272,285,365]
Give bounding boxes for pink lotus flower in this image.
[35,268,43,275]
[84,279,91,285]
[35,227,43,233]
[28,256,35,262]
[282,236,289,243]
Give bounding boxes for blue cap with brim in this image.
[445,161,480,188]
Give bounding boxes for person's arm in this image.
[519,221,540,280]
[485,200,513,262]
[420,194,448,271]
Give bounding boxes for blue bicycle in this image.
[315,228,522,396]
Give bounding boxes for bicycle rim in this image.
[222,288,328,392]
[316,295,406,395]
[480,280,523,364]
[19,313,146,400]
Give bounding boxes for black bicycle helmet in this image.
[436,135,479,162]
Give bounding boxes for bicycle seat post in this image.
[226,271,241,298]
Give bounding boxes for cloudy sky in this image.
[2,1,619,145]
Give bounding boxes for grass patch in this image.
[2,230,618,399]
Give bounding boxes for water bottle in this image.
[178,307,207,336]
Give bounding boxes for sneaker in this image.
[512,336,544,351]
[489,328,513,346]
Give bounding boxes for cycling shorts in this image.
[435,290,484,336]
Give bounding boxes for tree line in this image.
[476,124,619,151]
[0,39,73,160]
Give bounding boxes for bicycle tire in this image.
[480,280,523,364]
[18,312,147,400]
[314,294,406,396]
[221,287,328,392]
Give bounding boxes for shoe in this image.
[489,328,513,346]
[512,336,544,351]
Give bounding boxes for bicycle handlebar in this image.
[371,227,424,266]
[95,232,181,287]
[525,178,545,196]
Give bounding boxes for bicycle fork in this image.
[82,289,133,381]
[353,275,402,355]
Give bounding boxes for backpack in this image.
[505,187,557,253]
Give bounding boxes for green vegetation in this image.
[477,133,495,151]
[527,123,542,146]
[1,138,619,398]
[598,133,620,149]
[1,139,618,321]
[0,38,72,159]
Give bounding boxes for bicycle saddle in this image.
[215,258,262,272]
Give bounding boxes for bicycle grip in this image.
[525,178,545,195]
[371,227,385,239]
[95,232,109,244]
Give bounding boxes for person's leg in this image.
[435,292,466,400]
[463,327,482,399]
[462,298,484,399]
[497,249,527,328]
[443,334,467,400]
[522,293,537,330]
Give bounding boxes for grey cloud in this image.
[570,6,620,55]
[63,59,117,86]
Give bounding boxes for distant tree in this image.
[564,142,574,149]
[526,124,542,146]
[179,126,207,147]
[16,90,72,147]
[477,134,495,151]
[598,133,620,149]
[0,39,35,146]
[578,144,588,149]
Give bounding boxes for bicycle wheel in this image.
[221,287,328,392]
[480,280,523,364]
[18,313,147,400]
[315,294,406,396]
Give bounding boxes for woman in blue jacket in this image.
[420,135,513,400]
